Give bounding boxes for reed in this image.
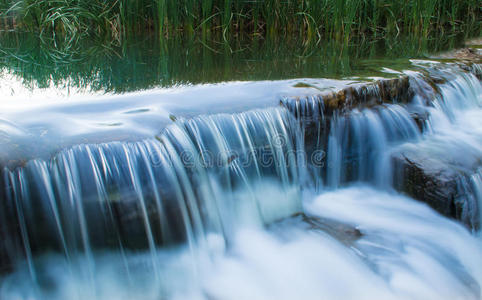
[0,0,479,42]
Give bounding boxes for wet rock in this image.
[465,37,482,47]
[283,76,414,119]
[283,62,481,124]
[272,212,362,246]
[282,64,481,223]
[281,76,416,167]
[437,48,482,62]
[0,234,14,274]
[297,213,362,244]
[431,45,482,79]
[392,152,480,230]
[0,182,15,274]
[408,109,430,132]
[462,63,482,80]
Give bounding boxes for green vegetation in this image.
[0,0,480,43]
[0,0,478,93]
[0,32,467,93]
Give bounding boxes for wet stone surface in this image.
[392,151,480,230]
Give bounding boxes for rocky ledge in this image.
[281,62,481,229]
[392,150,480,230]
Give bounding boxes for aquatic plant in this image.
[0,0,479,41]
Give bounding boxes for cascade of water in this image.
[280,95,326,191]
[281,98,421,190]
[0,64,481,300]
[389,67,482,229]
[1,107,304,284]
[405,66,482,132]
[324,104,421,189]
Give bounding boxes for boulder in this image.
[392,151,480,230]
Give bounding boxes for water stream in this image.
[0,61,481,299]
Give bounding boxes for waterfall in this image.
[1,63,482,300]
[324,105,421,188]
[282,99,421,190]
[1,107,304,280]
[389,66,482,228]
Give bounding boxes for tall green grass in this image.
[0,0,480,42]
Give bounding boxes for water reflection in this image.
[0,32,466,95]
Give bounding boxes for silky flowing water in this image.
[0,35,481,300]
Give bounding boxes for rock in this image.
[298,213,362,245]
[0,181,15,274]
[392,151,480,230]
[282,64,481,230]
[465,37,482,47]
[281,76,415,153]
[0,234,14,274]
[285,76,414,116]
[448,48,481,61]
[271,212,362,246]
[432,46,482,67]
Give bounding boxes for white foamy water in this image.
[2,186,482,300]
[409,68,482,172]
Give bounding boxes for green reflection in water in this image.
[0,32,468,94]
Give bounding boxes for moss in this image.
[293,82,314,88]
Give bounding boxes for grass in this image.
[0,0,480,43]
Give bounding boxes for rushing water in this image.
[1,56,482,299]
[2,187,482,300]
